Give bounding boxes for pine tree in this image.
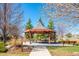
[48,19,54,30]
[26,18,33,29]
[48,19,56,42]
[25,18,33,39]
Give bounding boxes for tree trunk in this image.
[54,32,56,43]
[2,30,7,43]
[2,3,7,43]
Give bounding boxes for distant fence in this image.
[59,40,77,46]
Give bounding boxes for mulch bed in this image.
[6,46,32,55]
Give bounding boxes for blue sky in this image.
[21,3,49,31]
[20,3,79,35]
[22,3,43,26]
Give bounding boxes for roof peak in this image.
[33,19,47,29]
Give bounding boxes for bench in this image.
[61,40,76,46]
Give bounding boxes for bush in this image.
[0,42,8,52]
[57,40,64,43]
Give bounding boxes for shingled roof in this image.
[32,19,47,29]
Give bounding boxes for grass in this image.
[0,41,8,52]
[0,52,29,56]
[0,39,31,56]
[47,46,79,56]
[0,41,32,56]
[0,47,31,56]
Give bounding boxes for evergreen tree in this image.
[26,18,33,29]
[48,19,56,42]
[48,19,54,29]
[25,18,33,39]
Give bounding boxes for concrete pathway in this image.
[23,42,74,46]
[30,46,51,56]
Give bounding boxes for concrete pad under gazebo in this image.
[25,20,56,44]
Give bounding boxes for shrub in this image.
[0,42,8,52]
[57,40,63,42]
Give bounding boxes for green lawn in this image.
[47,46,79,56]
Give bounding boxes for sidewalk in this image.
[30,46,51,56]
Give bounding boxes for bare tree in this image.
[42,3,79,40]
[0,3,23,43]
[42,3,79,24]
[57,23,65,40]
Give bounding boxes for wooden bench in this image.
[61,40,76,46]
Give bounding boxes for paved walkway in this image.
[23,42,74,46]
[30,46,51,56]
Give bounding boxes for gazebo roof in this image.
[32,19,47,29]
[25,20,55,33]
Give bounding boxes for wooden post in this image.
[29,32,30,44]
[29,32,31,44]
[48,33,51,44]
[54,32,56,43]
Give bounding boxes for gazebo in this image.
[25,20,56,44]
